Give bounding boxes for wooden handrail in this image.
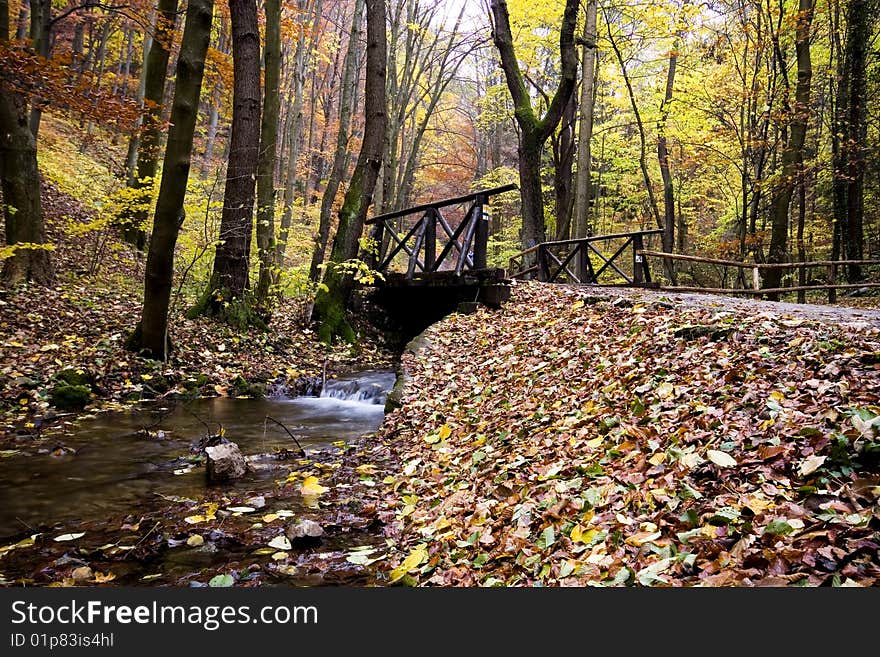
[639,250,880,270]
[365,183,518,225]
[659,283,880,295]
[508,229,663,274]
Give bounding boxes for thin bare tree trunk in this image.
[573,0,597,239]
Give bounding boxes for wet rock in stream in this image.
[286,519,324,547]
[205,442,247,483]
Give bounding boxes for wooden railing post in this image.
[632,235,644,285]
[424,209,436,271]
[576,241,588,283]
[537,245,549,282]
[828,263,837,303]
[752,267,760,292]
[472,194,488,270]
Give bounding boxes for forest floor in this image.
[358,281,880,586]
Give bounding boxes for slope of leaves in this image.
[373,282,880,586]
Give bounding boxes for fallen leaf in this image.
[797,455,827,477]
[268,535,292,551]
[707,449,738,468]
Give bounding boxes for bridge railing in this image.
[508,229,663,285]
[365,183,518,279]
[638,250,880,303]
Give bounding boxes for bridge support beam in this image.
[370,268,511,340]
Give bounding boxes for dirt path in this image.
[562,284,880,329]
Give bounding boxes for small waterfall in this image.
[319,372,395,405]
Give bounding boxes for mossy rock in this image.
[183,375,211,392]
[145,374,170,393]
[50,384,92,411]
[54,368,95,390]
[244,383,266,399]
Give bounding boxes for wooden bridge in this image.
[364,185,668,335]
[365,184,516,336]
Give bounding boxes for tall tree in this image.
[0,0,53,286]
[197,0,261,321]
[26,0,50,138]
[657,34,680,282]
[489,0,579,251]
[606,11,662,232]
[573,0,598,240]
[255,0,281,303]
[131,0,214,358]
[276,0,322,275]
[312,0,386,343]
[763,0,815,296]
[842,0,874,281]
[308,0,362,282]
[123,0,180,250]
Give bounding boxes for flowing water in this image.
[0,371,396,541]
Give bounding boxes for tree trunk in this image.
[312,0,386,344]
[0,0,53,287]
[124,0,180,250]
[255,0,282,303]
[27,0,50,139]
[276,0,321,275]
[308,0,362,282]
[125,11,155,184]
[657,40,679,283]
[199,0,261,318]
[606,13,661,231]
[843,0,873,281]
[490,0,579,252]
[831,0,848,275]
[553,92,576,241]
[573,0,597,239]
[14,0,27,40]
[133,0,214,359]
[764,0,814,298]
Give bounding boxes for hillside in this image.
[363,282,880,586]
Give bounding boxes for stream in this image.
[0,370,396,547]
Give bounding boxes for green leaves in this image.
[208,574,234,587]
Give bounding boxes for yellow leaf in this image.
[586,436,603,449]
[184,515,207,524]
[424,433,439,444]
[356,464,377,475]
[300,476,329,496]
[438,424,452,440]
[186,535,204,547]
[389,544,428,583]
[570,524,585,543]
[261,513,280,523]
[0,533,38,557]
[94,571,116,583]
[648,452,667,466]
[625,531,663,547]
